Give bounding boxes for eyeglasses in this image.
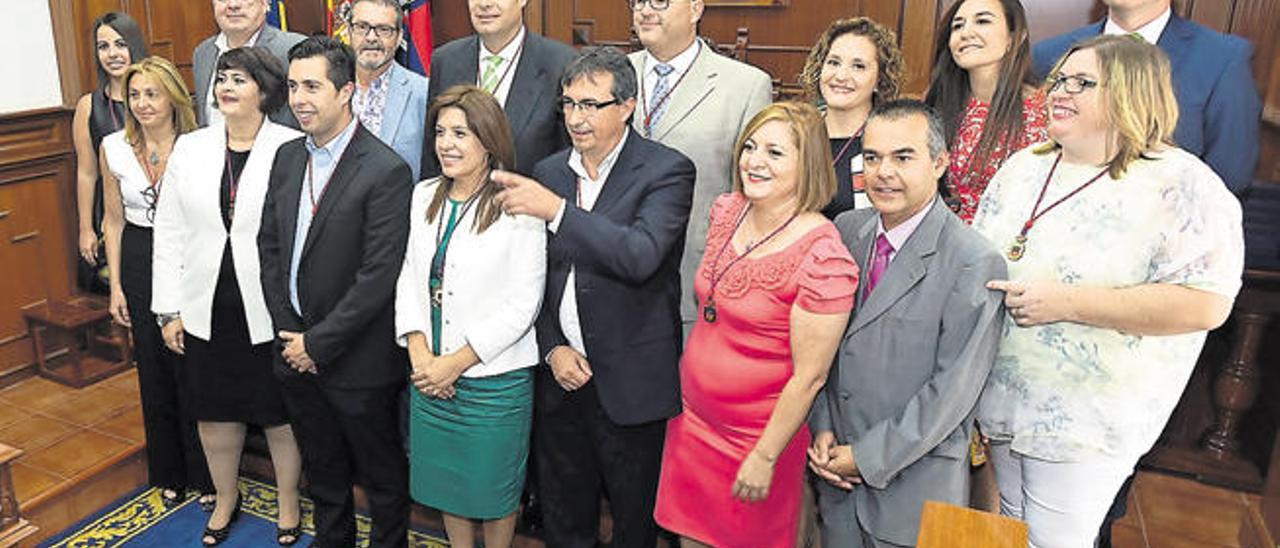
[349,21,399,39]
[141,186,159,223]
[1047,73,1099,95]
[628,0,687,11]
[558,96,621,115]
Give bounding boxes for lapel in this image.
[202,124,230,232]
[380,64,411,143]
[646,42,718,141]
[1155,15,1193,67]
[300,125,368,259]
[278,141,306,267]
[589,135,642,217]
[845,199,947,337]
[503,33,543,142]
[231,121,282,233]
[453,36,482,88]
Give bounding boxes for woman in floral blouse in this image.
[925,0,1047,223]
[973,35,1243,547]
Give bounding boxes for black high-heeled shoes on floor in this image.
[201,496,241,546]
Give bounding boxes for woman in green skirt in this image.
[394,84,546,548]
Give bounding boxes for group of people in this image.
[71,0,1257,547]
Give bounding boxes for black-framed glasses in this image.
[350,21,399,39]
[558,96,621,115]
[1047,73,1099,95]
[628,0,683,11]
[141,186,159,223]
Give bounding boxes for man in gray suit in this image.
[808,99,1005,547]
[349,0,429,180]
[626,0,771,334]
[193,0,304,128]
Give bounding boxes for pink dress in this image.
[654,193,857,547]
[947,89,1049,223]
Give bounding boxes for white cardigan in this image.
[151,120,302,343]
[395,177,546,377]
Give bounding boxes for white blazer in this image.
[395,177,546,378]
[151,120,302,344]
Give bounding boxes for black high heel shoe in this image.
[201,496,241,546]
[158,488,183,509]
[197,492,217,512]
[276,523,302,546]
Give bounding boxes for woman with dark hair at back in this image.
[74,12,148,293]
[925,0,1048,223]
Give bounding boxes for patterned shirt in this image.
[972,146,1243,462]
[353,68,392,136]
[947,90,1049,224]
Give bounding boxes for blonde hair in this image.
[1036,35,1178,179]
[122,56,197,146]
[732,102,835,213]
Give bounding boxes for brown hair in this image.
[799,17,903,108]
[1034,35,1178,179]
[732,102,835,213]
[425,84,515,233]
[122,56,197,147]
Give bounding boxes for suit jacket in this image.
[811,199,1006,546]
[420,30,577,177]
[373,62,429,181]
[152,120,301,344]
[627,43,772,325]
[1031,15,1261,194]
[193,25,305,128]
[533,134,694,426]
[258,124,413,388]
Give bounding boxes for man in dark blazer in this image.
[193,0,304,127]
[259,37,411,548]
[493,47,694,548]
[1032,0,1261,195]
[809,100,1005,548]
[419,0,576,177]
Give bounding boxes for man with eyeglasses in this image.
[627,0,772,337]
[193,0,304,127]
[420,0,576,178]
[492,46,694,548]
[348,0,428,180]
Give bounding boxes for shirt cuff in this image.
[548,200,567,233]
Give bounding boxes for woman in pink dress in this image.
[925,0,1048,223]
[654,102,858,547]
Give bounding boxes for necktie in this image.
[862,233,894,300]
[480,54,504,94]
[646,63,675,136]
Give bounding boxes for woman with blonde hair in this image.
[974,35,1243,547]
[654,101,857,547]
[800,17,903,218]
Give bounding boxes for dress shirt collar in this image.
[643,38,700,77]
[875,196,935,254]
[305,116,359,161]
[214,26,264,53]
[479,25,526,61]
[1103,7,1171,44]
[568,128,630,184]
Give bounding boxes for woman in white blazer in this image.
[151,48,303,547]
[395,85,546,548]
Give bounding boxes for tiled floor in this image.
[0,370,1259,547]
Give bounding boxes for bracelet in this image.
[156,313,180,328]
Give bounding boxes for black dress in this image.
[79,89,125,293]
[822,135,868,219]
[184,149,289,425]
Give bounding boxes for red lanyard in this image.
[305,145,349,217]
[1006,153,1108,261]
[640,42,701,136]
[831,122,866,167]
[225,149,242,221]
[701,203,797,322]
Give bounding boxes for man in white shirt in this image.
[192,0,304,127]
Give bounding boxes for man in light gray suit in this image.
[627,0,771,333]
[193,0,304,128]
[809,99,1005,547]
[349,0,429,180]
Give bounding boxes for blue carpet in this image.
[39,477,449,547]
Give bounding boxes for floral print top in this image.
[947,90,1049,224]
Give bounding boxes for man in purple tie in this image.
[807,99,1007,548]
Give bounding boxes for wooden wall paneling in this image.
[899,0,942,96]
[281,0,325,36]
[432,1,474,46]
[1188,0,1233,34]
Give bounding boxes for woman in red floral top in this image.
[925,0,1048,223]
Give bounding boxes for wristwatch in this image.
[156,313,180,328]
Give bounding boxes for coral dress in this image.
[654,193,857,547]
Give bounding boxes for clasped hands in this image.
[545,345,592,392]
[410,349,462,399]
[278,331,316,374]
[807,430,862,490]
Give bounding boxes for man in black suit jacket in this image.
[259,37,411,548]
[420,0,576,177]
[495,46,694,548]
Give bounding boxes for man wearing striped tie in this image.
[419,0,576,178]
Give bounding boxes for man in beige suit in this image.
[627,0,772,332]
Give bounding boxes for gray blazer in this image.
[812,198,1006,546]
[628,44,772,326]
[193,25,305,128]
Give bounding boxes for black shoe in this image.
[201,497,241,546]
[276,524,302,546]
[159,488,183,509]
[197,492,217,512]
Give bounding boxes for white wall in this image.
[0,0,64,114]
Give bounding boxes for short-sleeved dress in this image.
[654,193,857,547]
[972,147,1244,463]
[947,90,1049,223]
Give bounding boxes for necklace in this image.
[1007,153,1109,261]
[701,203,798,323]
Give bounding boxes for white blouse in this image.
[101,131,159,227]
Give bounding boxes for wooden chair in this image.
[23,297,132,388]
[916,500,1027,548]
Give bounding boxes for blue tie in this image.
[646,63,675,136]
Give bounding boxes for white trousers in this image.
[990,442,1136,548]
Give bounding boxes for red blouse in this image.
[946,89,1049,223]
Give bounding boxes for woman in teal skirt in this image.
[394,84,546,548]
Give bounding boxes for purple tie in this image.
[863,233,893,300]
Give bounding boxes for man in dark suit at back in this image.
[420,0,577,177]
[259,36,411,548]
[493,46,695,548]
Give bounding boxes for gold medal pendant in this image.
[703,299,717,323]
[1007,235,1027,262]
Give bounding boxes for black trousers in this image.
[535,381,666,548]
[120,224,211,493]
[280,374,408,548]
